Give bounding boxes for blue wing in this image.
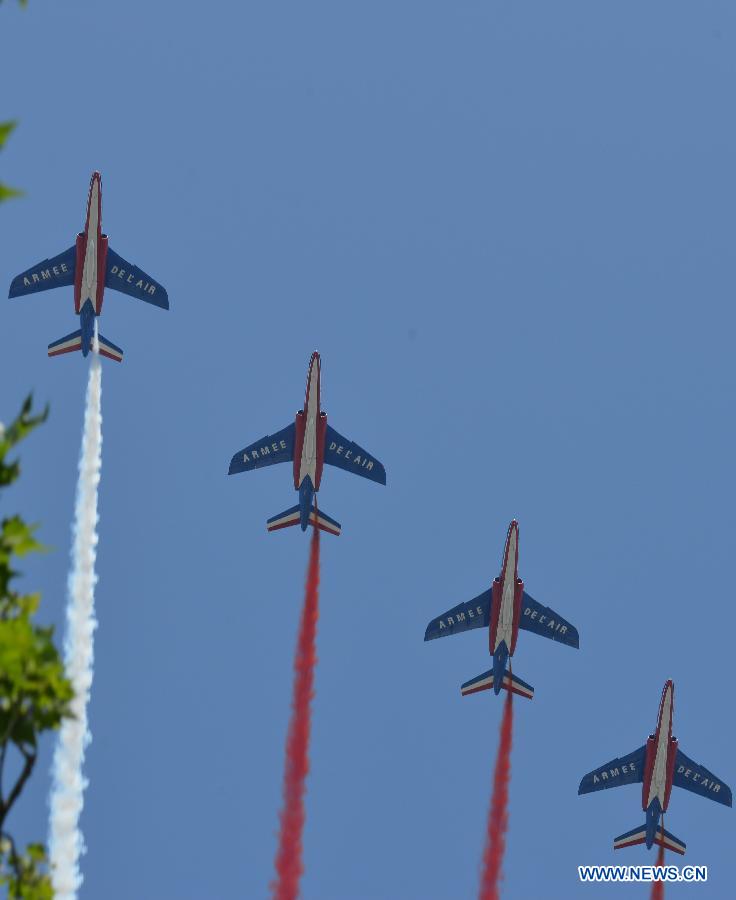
[673,748,732,807]
[424,589,492,641]
[105,247,169,309]
[578,746,646,795]
[228,423,295,474]
[324,424,386,485]
[8,245,76,297]
[519,591,579,648]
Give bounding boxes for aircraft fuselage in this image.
[488,521,524,693]
[292,352,327,529]
[73,172,108,355]
[642,680,678,847]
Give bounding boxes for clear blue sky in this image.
[2,2,735,897]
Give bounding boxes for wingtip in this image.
[227,451,244,475]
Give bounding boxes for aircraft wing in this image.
[424,589,492,641]
[105,247,169,309]
[8,245,76,297]
[323,424,386,485]
[673,748,732,807]
[578,745,646,795]
[519,591,580,648]
[228,423,296,474]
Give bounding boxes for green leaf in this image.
[0,397,48,488]
[0,182,23,201]
[0,396,49,453]
[1,518,45,561]
[0,122,18,151]
[0,120,22,202]
[0,842,53,900]
[0,614,73,740]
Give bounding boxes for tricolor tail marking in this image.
[96,334,124,363]
[613,823,686,855]
[267,503,341,536]
[48,331,83,357]
[461,668,534,700]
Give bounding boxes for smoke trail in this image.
[49,352,102,899]
[479,689,514,900]
[651,841,666,900]
[271,527,321,900]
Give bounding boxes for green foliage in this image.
[0,841,52,900]
[0,395,48,490]
[0,120,22,203]
[0,398,72,896]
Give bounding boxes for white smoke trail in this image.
[49,348,102,898]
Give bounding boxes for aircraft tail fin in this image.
[48,329,82,358]
[267,502,341,536]
[460,668,534,700]
[613,823,686,856]
[47,329,124,362]
[96,332,124,362]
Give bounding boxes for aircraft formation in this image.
[6,171,731,859]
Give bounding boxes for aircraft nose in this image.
[310,351,321,378]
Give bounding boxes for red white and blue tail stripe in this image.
[613,824,686,855]
[47,330,124,362]
[96,334,124,362]
[460,668,534,700]
[267,503,341,536]
[48,330,83,357]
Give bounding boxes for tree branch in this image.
[0,708,21,808]
[0,744,35,834]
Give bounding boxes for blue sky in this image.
[2,1,735,897]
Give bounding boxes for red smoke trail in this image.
[270,528,321,900]
[479,688,514,900]
[650,841,666,900]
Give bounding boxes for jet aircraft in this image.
[228,351,386,535]
[8,171,168,361]
[424,520,579,700]
[578,679,732,855]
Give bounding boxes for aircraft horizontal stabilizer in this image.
[460,668,534,700]
[48,330,82,357]
[97,333,124,362]
[267,503,341,536]
[613,824,686,855]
